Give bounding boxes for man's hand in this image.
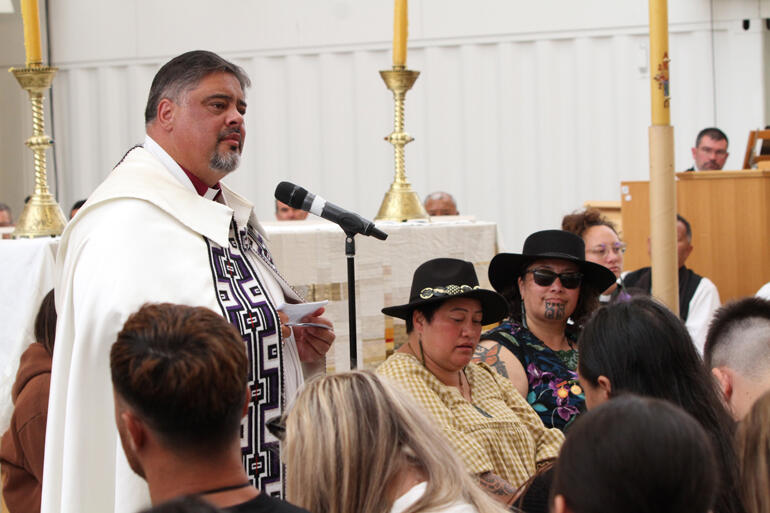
[277,311,293,339]
[291,307,335,362]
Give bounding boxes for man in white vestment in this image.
[42,50,334,513]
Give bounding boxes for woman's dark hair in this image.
[551,394,718,513]
[577,296,744,513]
[404,301,443,333]
[35,289,56,355]
[502,258,600,328]
[561,208,618,238]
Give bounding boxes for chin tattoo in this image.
[544,301,566,320]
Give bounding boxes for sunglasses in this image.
[524,269,583,289]
[266,414,286,442]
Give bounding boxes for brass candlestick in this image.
[375,66,429,221]
[9,65,67,238]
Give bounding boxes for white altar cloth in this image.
[0,237,59,432]
[0,218,500,428]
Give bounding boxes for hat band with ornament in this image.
[420,284,480,300]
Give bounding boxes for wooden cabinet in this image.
[621,171,770,301]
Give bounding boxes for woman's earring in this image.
[521,301,528,329]
[417,335,427,368]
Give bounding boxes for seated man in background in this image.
[704,297,770,420]
[0,203,12,226]
[69,200,86,219]
[0,202,13,239]
[623,214,720,353]
[423,191,458,216]
[275,200,308,220]
[687,127,729,171]
[110,303,308,513]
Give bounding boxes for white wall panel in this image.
[1,0,768,254]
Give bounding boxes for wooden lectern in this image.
[621,170,770,301]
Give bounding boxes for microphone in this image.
[275,182,388,240]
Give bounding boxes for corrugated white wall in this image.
[1,0,769,249]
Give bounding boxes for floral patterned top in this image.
[480,320,584,431]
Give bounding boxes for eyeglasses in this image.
[266,414,286,442]
[524,269,583,289]
[586,242,626,259]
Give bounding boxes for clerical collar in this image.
[143,135,220,200]
[180,166,221,200]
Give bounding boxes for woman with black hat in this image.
[473,230,615,432]
[377,258,564,508]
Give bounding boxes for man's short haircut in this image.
[144,50,251,124]
[0,202,12,221]
[110,303,248,452]
[695,127,728,148]
[704,297,770,378]
[676,214,692,242]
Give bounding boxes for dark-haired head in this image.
[145,51,250,125]
[695,127,728,148]
[705,295,770,369]
[35,289,56,355]
[551,394,717,513]
[404,301,443,333]
[110,303,247,456]
[577,296,744,513]
[704,296,770,420]
[500,258,600,328]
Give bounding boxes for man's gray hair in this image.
[424,191,456,204]
[144,50,251,124]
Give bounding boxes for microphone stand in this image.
[344,231,358,369]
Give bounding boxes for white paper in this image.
[0,0,13,13]
[276,300,328,324]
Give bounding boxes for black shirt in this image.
[224,494,310,513]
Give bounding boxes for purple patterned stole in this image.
[206,220,285,497]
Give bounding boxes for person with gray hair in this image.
[43,50,335,513]
[704,297,770,420]
[424,191,458,216]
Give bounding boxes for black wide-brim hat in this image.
[382,258,509,324]
[489,230,617,293]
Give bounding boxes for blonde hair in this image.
[284,370,508,513]
[737,390,770,513]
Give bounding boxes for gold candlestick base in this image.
[375,67,429,222]
[9,65,67,238]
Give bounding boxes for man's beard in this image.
[210,148,240,173]
[210,129,242,173]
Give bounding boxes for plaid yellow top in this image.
[377,353,564,487]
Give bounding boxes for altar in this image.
[0,217,500,420]
[261,216,500,372]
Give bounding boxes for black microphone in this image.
[275,182,388,240]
